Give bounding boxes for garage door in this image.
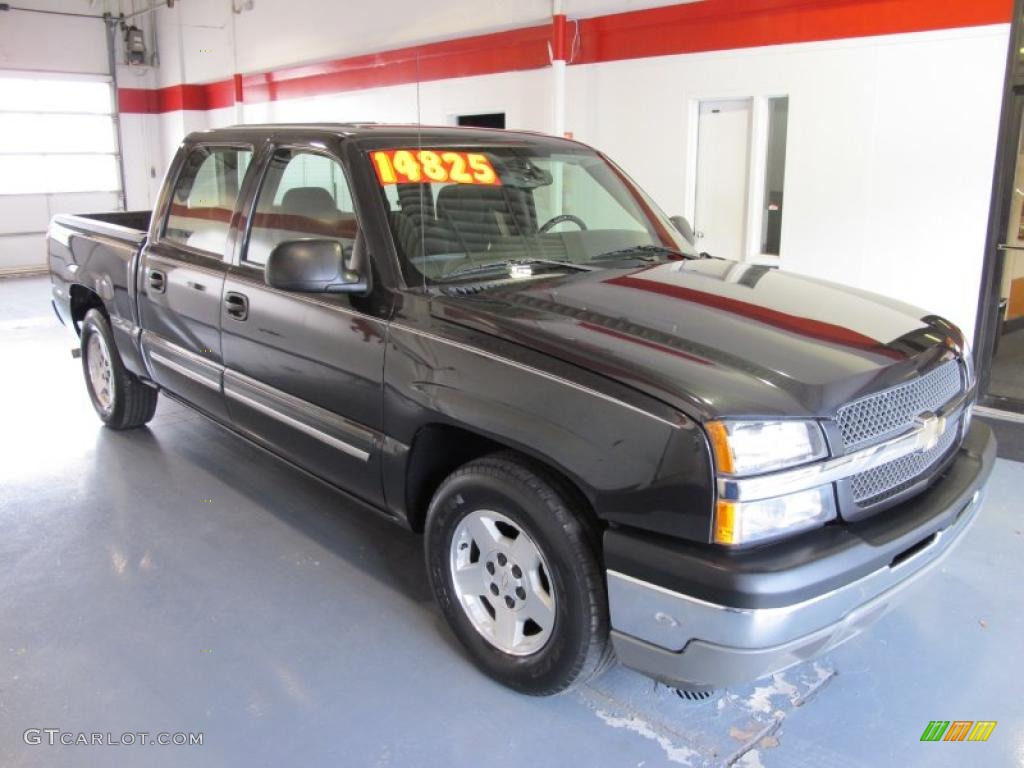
[0,71,124,275]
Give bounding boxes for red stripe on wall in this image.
[575,0,1011,64]
[118,0,1012,114]
[240,24,551,104]
[119,82,235,113]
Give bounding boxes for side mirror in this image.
[669,215,696,247]
[265,238,368,294]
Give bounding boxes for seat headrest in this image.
[281,187,337,218]
[436,184,507,208]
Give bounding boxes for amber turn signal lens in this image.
[705,421,734,475]
[714,500,737,544]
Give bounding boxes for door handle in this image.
[224,291,249,321]
[148,269,166,293]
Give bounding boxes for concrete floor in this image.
[1,275,1022,768]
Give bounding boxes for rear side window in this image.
[244,149,357,266]
[164,146,252,256]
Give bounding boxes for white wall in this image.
[567,26,1008,337]
[148,0,703,85]
[133,1,1007,338]
[227,68,552,132]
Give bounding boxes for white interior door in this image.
[694,99,752,260]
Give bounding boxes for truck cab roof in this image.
[185,123,581,151]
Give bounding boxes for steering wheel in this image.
[539,214,588,233]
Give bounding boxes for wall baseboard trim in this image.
[976,406,1024,425]
[0,266,48,278]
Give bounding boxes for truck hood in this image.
[430,260,964,421]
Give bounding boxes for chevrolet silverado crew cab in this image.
[48,124,994,695]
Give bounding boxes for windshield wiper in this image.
[445,258,595,281]
[590,244,693,263]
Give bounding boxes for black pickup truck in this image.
[48,124,994,695]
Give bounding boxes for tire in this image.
[425,452,614,695]
[80,309,158,430]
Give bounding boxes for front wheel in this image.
[80,309,158,430]
[425,452,613,695]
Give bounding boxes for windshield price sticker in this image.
[370,150,501,186]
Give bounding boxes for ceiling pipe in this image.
[103,12,130,212]
[121,1,171,22]
[551,0,569,139]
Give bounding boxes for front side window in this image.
[164,146,252,256]
[371,145,694,284]
[245,149,357,266]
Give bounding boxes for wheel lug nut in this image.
[515,587,526,600]
[485,562,495,575]
[497,553,507,566]
[504,596,515,609]
[490,583,499,596]
[511,565,522,578]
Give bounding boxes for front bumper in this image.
[606,421,996,689]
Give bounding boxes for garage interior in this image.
[2,1,1023,767]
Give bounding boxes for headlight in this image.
[707,419,833,545]
[706,419,827,476]
[714,485,837,545]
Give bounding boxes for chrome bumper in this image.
[608,479,989,689]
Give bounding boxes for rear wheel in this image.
[425,452,613,695]
[80,309,158,429]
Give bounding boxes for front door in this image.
[977,0,1024,413]
[138,144,253,421]
[974,90,1024,411]
[694,99,752,261]
[986,96,1024,407]
[220,145,390,506]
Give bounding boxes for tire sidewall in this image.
[425,463,600,694]
[81,310,124,426]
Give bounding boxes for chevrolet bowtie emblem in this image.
[915,411,947,452]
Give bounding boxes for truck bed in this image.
[52,210,152,244]
[48,209,154,379]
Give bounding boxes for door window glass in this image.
[164,146,252,256]
[760,97,788,256]
[246,149,357,266]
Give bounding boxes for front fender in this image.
[383,321,714,541]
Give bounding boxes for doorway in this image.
[694,99,752,261]
[988,107,1024,403]
[456,112,506,129]
[977,0,1024,415]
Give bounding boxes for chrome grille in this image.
[849,418,959,504]
[835,360,962,450]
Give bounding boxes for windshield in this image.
[371,144,696,284]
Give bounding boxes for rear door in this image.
[220,143,391,506]
[138,142,254,421]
